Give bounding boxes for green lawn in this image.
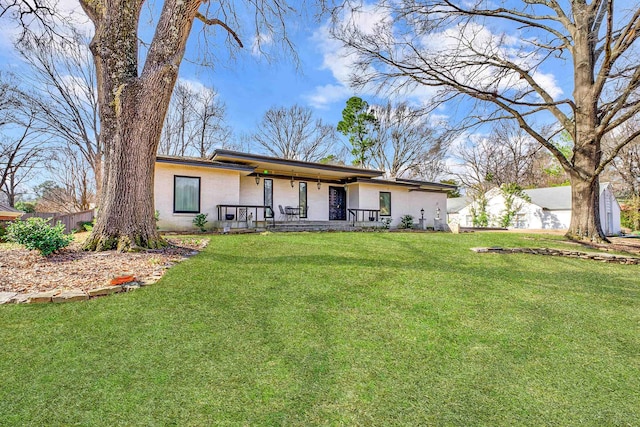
[1,232,638,426]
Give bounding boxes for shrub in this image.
[399,215,414,229]
[76,220,94,232]
[6,217,73,256]
[193,213,208,232]
[0,224,7,243]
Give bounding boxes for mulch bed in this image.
[0,235,208,294]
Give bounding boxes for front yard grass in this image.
[0,232,638,425]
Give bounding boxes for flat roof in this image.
[352,177,455,193]
[211,149,384,180]
[156,155,255,172]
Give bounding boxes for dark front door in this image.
[329,186,346,220]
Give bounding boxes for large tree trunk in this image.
[566,173,606,242]
[81,0,200,251]
[565,6,607,243]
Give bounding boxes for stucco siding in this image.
[155,163,240,231]
[351,183,447,228]
[241,176,331,220]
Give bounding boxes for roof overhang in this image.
[351,177,455,193]
[211,149,384,181]
[156,155,255,172]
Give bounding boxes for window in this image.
[299,182,307,218]
[379,192,391,216]
[174,176,200,213]
[465,215,473,226]
[264,179,273,218]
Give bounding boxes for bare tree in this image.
[331,0,640,242]
[3,0,303,250]
[35,146,95,212]
[370,102,449,180]
[252,104,339,162]
[455,121,545,190]
[16,29,102,195]
[159,81,230,158]
[603,117,640,198]
[0,112,46,206]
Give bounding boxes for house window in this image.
[174,176,200,213]
[465,215,473,226]
[380,192,391,216]
[264,179,273,218]
[299,182,308,218]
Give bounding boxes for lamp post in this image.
[420,208,424,221]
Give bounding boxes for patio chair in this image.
[285,206,300,221]
[278,205,288,221]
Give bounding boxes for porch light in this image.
[255,174,260,186]
[420,208,424,220]
[317,178,321,190]
[290,176,295,188]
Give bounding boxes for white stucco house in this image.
[154,150,455,231]
[447,183,622,235]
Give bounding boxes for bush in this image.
[6,217,73,256]
[0,224,7,243]
[193,213,208,232]
[399,215,414,229]
[77,220,94,232]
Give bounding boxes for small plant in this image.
[77,220,94,232]
[0,223,7,243]
[6,217,73,256]
[380,218,392,229]
[399,215,414,229]
[154,210,160,228]
[193,213,208,232]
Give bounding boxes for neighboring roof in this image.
[211,149,384,180]
[156,155,256,172]
[447,197,472,213]
[523,186,572,210]
[0,202,21,214]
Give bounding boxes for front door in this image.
[329,186,346,220]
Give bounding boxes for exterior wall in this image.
[154,163,241,231]
[455,192,570,229]
[240,176,330,221]
[599,186,622,235]
[350,183,447,228]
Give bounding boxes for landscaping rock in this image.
[10,293,32,304]
[123,283,141,292]
[53,290,89,303]
[28,290,60,304]
[88,285,123,297]
[0,292,17,305]
[471,247,640,265]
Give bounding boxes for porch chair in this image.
[278,205,289,221]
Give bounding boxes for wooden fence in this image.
[21,210,95,234]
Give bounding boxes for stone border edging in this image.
[0,251,199,305]
[471,247,640,265]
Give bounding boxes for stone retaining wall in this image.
[471,247,640,265]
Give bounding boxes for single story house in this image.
[154,150,455,231]
[447,183,622,235]
[0,202,23,221]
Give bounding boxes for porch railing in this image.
[348,208,381,225]
[216,205,275,226]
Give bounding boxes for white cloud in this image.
[305,3,392,109]
[304,84,352,109]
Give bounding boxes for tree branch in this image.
[195,12,243,48]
